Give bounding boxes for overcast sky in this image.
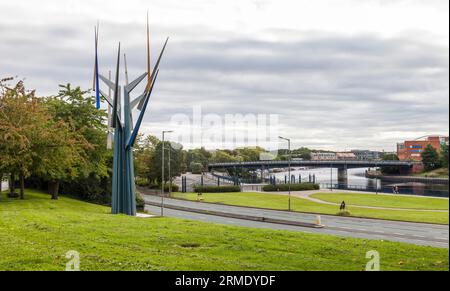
[1,0,448,151]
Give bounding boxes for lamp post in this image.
[330,164,333,192]
[161,130,173,216]
[168,141,172,197]
[279,136,291,211]
[375,162,379,195]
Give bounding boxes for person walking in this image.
[340,201,346,211]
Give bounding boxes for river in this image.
[271,167,449,197]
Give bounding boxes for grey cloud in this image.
[0,17,448,151]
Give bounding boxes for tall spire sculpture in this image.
[94,20,169,216]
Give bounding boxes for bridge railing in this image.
[208,160,418,168]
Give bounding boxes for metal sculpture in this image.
[94,17,169,216]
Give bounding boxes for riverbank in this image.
[366,172,448,185]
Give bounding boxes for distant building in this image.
[336,152,357,160]
[397,135,449,161]
[292,158,304,161]
[311,152,337,161]
[351,150,383,161]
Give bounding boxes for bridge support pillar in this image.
[337,167,348,189]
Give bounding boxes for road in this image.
[143,195,449,248]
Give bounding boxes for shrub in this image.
[136,192,145,211]
[193,185,241,193]
[263,183,320,192]
[7,192,19,198]
[190,162,204,174]
[147,183,179,192]
[164,183,179,192]
[136,178,150,187]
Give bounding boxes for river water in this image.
[271,168,449,197]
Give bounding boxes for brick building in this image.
[336,152,358,160]
[397,135,449,161]
[311,152,337,161]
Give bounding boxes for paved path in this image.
[270,190,450,212]
[142,194,449,248]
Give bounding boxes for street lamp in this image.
[168,141,172,197]
[161,130,173,216]
[279,136,292,211]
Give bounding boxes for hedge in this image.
[164,184,179,192]
[193,185,241,193]
[263,183,320,192]
[146,183,179,192]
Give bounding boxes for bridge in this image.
[208,160,421,187]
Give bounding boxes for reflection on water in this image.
[272,168,449,197]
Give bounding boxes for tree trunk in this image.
[9,173,15,196]
[48,181,60,200]
[19,172,25,200]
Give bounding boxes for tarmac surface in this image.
[143,194,449,248]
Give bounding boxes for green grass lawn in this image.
[0,190,448,271]
[173,192,449,224]
[311,193,449,210]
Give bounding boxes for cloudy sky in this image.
[1,0,448,151]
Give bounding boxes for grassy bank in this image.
[416,168,449,178]
[310,193,449,210]
[173,192,449,224]
[0,190,448,270]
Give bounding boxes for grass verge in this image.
[0,190,448,270]
[310,193,449,211]
[173,192,449,224]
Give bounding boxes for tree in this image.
[440,143,449,168]
[212,150,240,163]
[0,78,49,198]
[421,144,440,171]
[134,134,159,183]
[234,147,265,162]
[292,147,312,160]
[0,79,90,200]
[148,141,183,184]
[31,118,90,199]
[186,148,212,171]
[381,153,401,175]
[40,84,110,199]
[190,162,203,174]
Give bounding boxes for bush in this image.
[193,185,241,193]
[164,183,179,192]
[136,178,150,187]
[7,192,19,198]
[147,183,179,192]
[136,192,145,211]
[263,183,319,192]
[190,162,204,174]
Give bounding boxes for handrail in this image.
[208,160,419,168]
